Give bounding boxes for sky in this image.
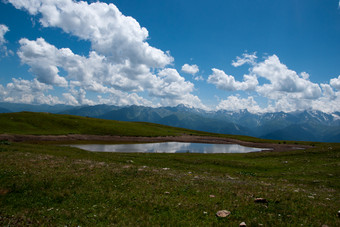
[0,0,340,113]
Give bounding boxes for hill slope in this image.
[0,112,215,137]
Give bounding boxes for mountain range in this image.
[0,102,339,142]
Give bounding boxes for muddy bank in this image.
[0,134,311,152]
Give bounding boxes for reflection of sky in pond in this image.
[70,142,269,153]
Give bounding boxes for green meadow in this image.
[0,112,339,226]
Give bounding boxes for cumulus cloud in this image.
[253,55,321,100]
[181,63,204,81]
[330,75,340,90]
[145,68,205,108]
[18,38,68,87]
[217,95,263,113]
[207,68,258,91]
[181,64,199,75]
[0,78,61,105]
[17,37,204,107]
[210,53,335,113]
[250,55,338,113]
[232,52,257,67]
[320,84,335,98]
[8,0,205,108]
[8,0,173,68]
[310,93,340,113]
[151,68,193,98]
[18,37,156,92]
[0,24,9,45]
[0,24,13,57]
[97,93,153,107]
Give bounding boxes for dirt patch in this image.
[0,134,310,152]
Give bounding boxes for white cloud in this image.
[310,92,340,113]
[217,95,263,113]
[330,75,340,90]
[249,55,338,113]
[68,87,95,106]
[8,0,206,108]
[0,24,9,45]
[149,68,206,109]
[18,38,68,87]
[320,84,335,98]
[150,68,194,99]
[17,37,205,108]
[0,24,13,57]
[17,37,147,94]
[97,93,153,107]
[253,55,322,100]
[62,92,79,106]
[207,68,258,91]
[0,78,61,105]
[210,53,335,113]
[8,0,173,68]
[300,72,310,80]
[181,64,199,75]
[193,75,204,81]
[232,52,257,67]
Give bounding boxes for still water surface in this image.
[70,142,269,153]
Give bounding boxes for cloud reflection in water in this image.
[70,142,268,153]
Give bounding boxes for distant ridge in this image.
[0,102,339,142]
[0,107,10,113]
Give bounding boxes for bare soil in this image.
[0,134,311,152]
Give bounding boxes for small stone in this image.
[209,194,216,198]
[337,210,340,218]
[164,191,170,194]
[216,210,231,218]
[239,222,247,227]
[203,211,208,215]
[162,168,170,170]
[254,198,268,203]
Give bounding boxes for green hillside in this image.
[0,112,271,143]
[0,112,210,137]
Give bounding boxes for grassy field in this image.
[0,112,339,226]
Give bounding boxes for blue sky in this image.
[0,0,340,113]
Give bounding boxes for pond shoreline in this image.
[0,134,310,152]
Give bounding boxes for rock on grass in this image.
[239,222,247,227]
[216,210,231,218]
